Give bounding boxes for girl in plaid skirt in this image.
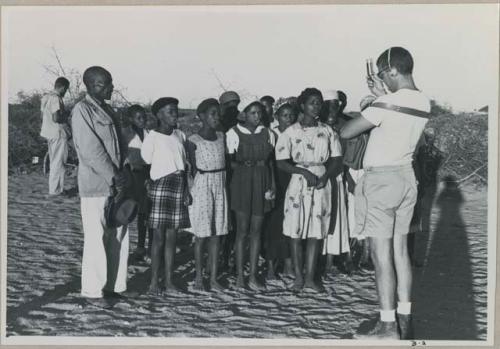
[141,97,191,295]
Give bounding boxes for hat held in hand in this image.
[104,194,138,228]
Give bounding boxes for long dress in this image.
[276,122,342,240]
[188,132,228,238]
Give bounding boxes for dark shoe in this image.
[397,313,414,340]
[84,297,113,309]
[103,290,127,299]
[356,320,399,340]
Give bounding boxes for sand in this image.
[6,172,488,339]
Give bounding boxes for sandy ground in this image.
[6,172,488,339]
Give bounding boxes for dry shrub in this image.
[428,109,488,185]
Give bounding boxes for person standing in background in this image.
[40,77,70,196]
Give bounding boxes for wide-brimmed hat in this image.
[104,195,138,228]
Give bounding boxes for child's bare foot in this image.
[249,276,266,291]
[291,277,304,291]
[283,259,294,277]
[194,277,204,291]
[303,279,325,293]
[163,282,182,295]
[266,269,277,280]
[210,279,224,292]
[235,276,245,289]
[148,282,162,296]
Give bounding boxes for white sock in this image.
[380,309,396,322]
[397,302,412,315]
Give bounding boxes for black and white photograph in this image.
[1,3,498,346]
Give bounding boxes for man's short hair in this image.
[260,95,275,104]
[127,104,145,117]
[376,47,414,75]
[54,77,70,89]
[83,66,112,88]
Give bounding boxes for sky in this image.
[2,4,499,111]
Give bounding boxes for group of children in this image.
[123,88,365,295]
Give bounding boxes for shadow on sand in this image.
[412,178,477,339]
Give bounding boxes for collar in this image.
[236,123,266,134]
[85,93,115,124]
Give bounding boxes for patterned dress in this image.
[188,132,228,238]
[275,122,341,240]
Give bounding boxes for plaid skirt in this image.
[148,172,190,230]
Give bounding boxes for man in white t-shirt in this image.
[340,47,430,340]
[40,77,70,196]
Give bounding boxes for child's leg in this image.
[136,213,147,254]
[194,237,205,290]
[304,238,324,292]
[325,254,334,272]
[248,215,265,289]
[284,257,294,276]
[290,238,304,290]
[267,259,277,280]
[208,236,223,291]
[147,227,153,258]
[163,228,179,292]
[235,211,250,288]
[149,227,165,294]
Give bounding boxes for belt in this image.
[297,162,325,168]
[198,168,226,174]
[236,160,266,167]
[364,163,414,173]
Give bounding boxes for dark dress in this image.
[230,126,274,216]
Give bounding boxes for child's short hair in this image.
[260,95,275,105]
[127,104,145,118]
[297,88,323,112]
[376,47,414,75]
[276,102,295,116]
[196,98,219,116]
[243,101,264,114]
[54,77,70,89]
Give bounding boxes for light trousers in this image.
[80,197,129,298]
[47,137,68,195]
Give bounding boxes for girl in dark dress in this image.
[226,101,276,290]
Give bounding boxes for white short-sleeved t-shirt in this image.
[141,129,187,180]
[225,124,276,154]
[361,89,431,168]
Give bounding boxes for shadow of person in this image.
[412,176,477,339]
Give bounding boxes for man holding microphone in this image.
[341,47,431,340]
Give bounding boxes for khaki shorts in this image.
[354,164,418,239]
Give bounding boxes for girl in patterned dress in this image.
[275,88,343,292]
[141,97,191,295]
[226,101,276,290]
[186,98,228,291]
